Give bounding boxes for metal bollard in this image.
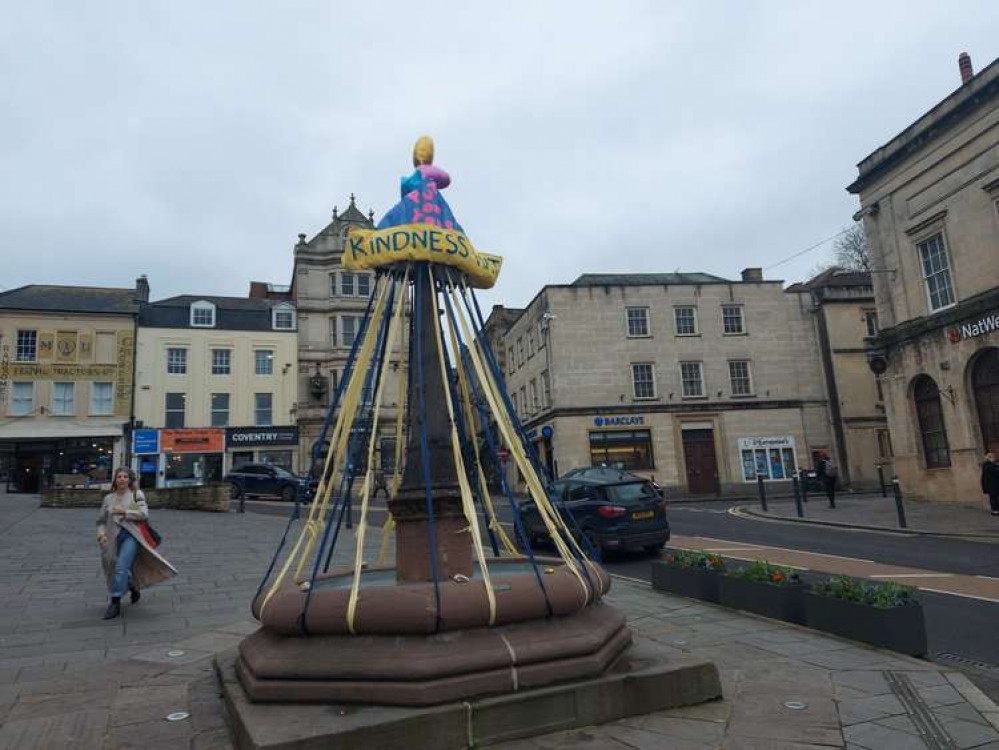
[891,478,907,529]
[238,493,245,514]
[757,473,768,512]
[792,474,804,518]
[800,469,808,503]
[877,464,887,498]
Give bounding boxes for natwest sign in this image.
[225,426,299,449]
[949,312,999,343]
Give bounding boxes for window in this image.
[517,338,524,367]
[341,273,355,297]
[11,382,32,415]
[530,379,539,411]
[341,316,361,348]
[527,330,536,357]
[508,348,516,374]
[972,349,999,456]
[917,233,955,311]
[722,306,744,334]
[913,375,950,468]
[519,387,527,417]
[877,429,894,460]
[255,393,273,426]
[357,274,371,297]
[680,361,704,398]
[90,382,113,415]
[50,382,74,415]
[211,349,231,375]
[729,361,753,396]
[674,307,697,335]
[538,320,547,348]
[165,393,186,428]
[864,310,879,338]
[631,363,656,399]
[589,429,654,470]
[190,301,215,327]
[627,308,650,337]
[329,274,338,297]
[740,444,797,482]
[255,350,274,376]
[15,330,37,362]
[541,370,551,408]
[273,305,296,330]
[329,317,338,347]
[167,348,187,375]
[211,393,230,427]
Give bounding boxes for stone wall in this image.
[42,483,232,512]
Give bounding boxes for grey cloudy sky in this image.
[3,2,997,309]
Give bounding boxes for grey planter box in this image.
[804,593,927,656]
[716,576,806,624]
[651,562,721,603]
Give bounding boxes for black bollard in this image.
[800,469,809,503]
[238,493,245,514]
[757,473,768,512]
[792,474,804,518]
[891,478,907,529]
[877,464,887,497]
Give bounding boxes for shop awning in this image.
[0,420,124,441]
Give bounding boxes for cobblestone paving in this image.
[2,493,999,749]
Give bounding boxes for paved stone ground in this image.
[2,491,999,749]
[740,493,999,539]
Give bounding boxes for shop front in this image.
[1,425,123,493]
[737,436,800,483]
[225,426,299,473]
[158,428,225,488]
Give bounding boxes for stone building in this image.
[786,268,890,489]
[502,270,834,494]
[0,281,142,492]
[134,290,299,488]
[290,196,403,474]
[847,53,999,505]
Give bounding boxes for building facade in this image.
[502,271,834,494]
[848,54,999,505]
[291,196,403,476]
[134,293,298,488]
[0,282,141,492]
[786,269,890,489]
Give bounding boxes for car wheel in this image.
[644,543,665,557]
[281,485,296,502]
[582,529,603,559]
[229,482,243,499]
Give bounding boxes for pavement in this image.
[3,491,999,749]
[735,492,999,539]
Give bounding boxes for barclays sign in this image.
[593,415,645,427]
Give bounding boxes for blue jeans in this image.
[111,529,139,598]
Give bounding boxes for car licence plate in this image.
[632,510,654,520]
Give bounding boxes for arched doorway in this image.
[972,348,999,455]
[913,375,950,468]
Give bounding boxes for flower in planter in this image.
[701,554,726,572]
[661,550,726,572]
[728,560,800,587]
[811,575,917,609]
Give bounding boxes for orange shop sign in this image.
[160,429,225,454]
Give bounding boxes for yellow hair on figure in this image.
[413,135,434,166]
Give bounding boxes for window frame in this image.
[166,347,187,375]
[588,428,655,470]
[90,381,114,416]
[674,306,698,336]
[165,392,186,429]
[631,362,657,400]
[341,273,356,297]
[272,304,296,331]
[10,382,33,416]
[51,382,75,416]
[254,349,274,376]
[864,309,879,338]
[190,301,216,328]
[356,274,371,298]
[255,392,273,426]
[916,232,956,313]
[626,307,651,338]
[211,348,231,376]
[210,393,230,427]
[913,375,951,469]
[341,315,361,348]
[728,360,753,396]
[15,330,37,362]
[722,305,745,335]
[680,361,705,398]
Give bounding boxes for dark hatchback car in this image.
[224,463,315,502]
[518,468,670,557]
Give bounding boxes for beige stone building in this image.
[848,53,999,505]
[134,291,299,487]
[786,269,890,489]
[502,271,834,495]
[0,282,141,492]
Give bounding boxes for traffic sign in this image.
[497,447,510,463]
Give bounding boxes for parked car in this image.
[518,470,670,557]
[225,463,315,502]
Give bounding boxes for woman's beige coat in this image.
[97,490,177,591]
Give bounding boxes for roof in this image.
[786,267,872,293]
[0,285,139,315]
[572,272,730,287]
[848,55,999,194]
[140,295,295,332]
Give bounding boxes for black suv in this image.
[518,468,670,557]
[224,463,314,502]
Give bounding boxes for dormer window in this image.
[190,300,216,327]
[272,303,297,331]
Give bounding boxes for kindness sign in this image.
[344,224,503,289]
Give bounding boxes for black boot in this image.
[130,587,141,605]
[103,597,121,620]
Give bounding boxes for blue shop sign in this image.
[541,425,554,439]
[593,416,645,428]
[140,459,157,473]
[133,429,160,455]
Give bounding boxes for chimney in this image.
[959,52,973,85]
[135,275,150,303]
[741,268,763,282]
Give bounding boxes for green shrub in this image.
[726,560,800,587]
[811,575,917,609]
[661,550,726,572]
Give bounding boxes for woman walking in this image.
[97,468,176,620]
[982,452,999,517]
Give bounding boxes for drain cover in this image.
[166,712,190,722]
[783,701,808,710]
